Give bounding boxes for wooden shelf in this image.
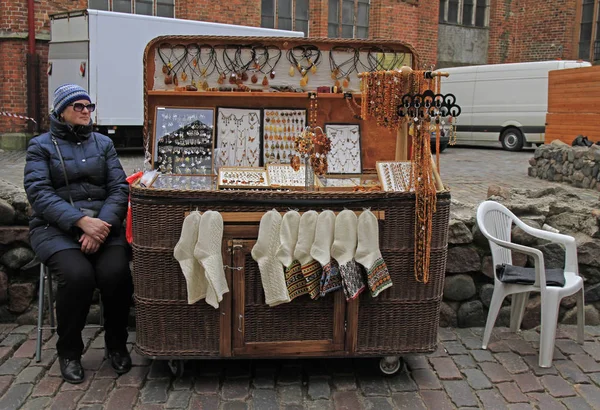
[147,90,359,99]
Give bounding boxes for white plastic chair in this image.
[476,201,584,368]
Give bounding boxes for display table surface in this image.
[130,187,450,361]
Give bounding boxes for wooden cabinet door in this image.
[230,239,346,357]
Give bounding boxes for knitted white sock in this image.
[276,211,301,269]
[174,211,208,304]
[355,210,393,297]
[310,210,336,266]
[294,211,320,299]
[194,211,229,309]
[252,210,290,307]
[331,210,365,300]
[310,211,342,297]
[276,211,307,301]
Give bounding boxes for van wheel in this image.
[500,128,524,151]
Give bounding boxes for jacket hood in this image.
[50,114,93,142]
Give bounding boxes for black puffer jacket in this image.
[24,115,129,262]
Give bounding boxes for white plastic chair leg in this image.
[509,292,529,333]
[539,293,560,368]
[576,288,585,345]
[482,289,505,349]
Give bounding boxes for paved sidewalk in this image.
[2,147,599,204]
[0,324,598,409]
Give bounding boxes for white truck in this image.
[439,60,592,151]
[48,9,303,148]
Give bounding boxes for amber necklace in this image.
[329,46,358,89]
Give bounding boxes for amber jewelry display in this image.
[375,161,414,192]
[262,109,307,164]
[217,166,269,189]
[153,107,215,175]
[266,163,306,187]
[216,108,261,167]
[325,124,362,174]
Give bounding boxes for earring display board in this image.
[153,107,215,175]
[215,108,261,168]
[325,124,362,174]
[263,109,307,164]
[266,163,306,187]
[217,166,269,189]
[376,161,414,192]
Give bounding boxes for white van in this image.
[439,60,591,151]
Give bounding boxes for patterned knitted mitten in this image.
[355,210,393,297]
[252,210,290,307]
[276,210,307,301]
[310,210,342,297]
[331,210,365,300]
[294,211,321,299]
[194,211,229,308]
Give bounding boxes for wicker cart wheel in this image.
[168,359,185,378]
[379,356,402,375]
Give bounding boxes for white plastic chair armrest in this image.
[486,236,548,290]
[512,221,578,274]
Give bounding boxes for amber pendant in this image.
[217,73,226,84]
[241,71,249,82]
[334,79,341,88]
[229,72,237,84]
[173,75,179,86]
[262,75,269,86]
[181,72,188,81]
[289,65,295,77]
[300,75,308,87]
[310,64,317,74]
[201,80,209,90]
[251,73,258,83]
[343,76,350,88]
[164,75,173,85]
[270,70,276,79]
[162,64,168,74]
[331,68,339,80]
[191,79,197,88]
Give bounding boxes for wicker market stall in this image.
[131,35,455,376]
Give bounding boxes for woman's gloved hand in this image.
[75,216,111,243]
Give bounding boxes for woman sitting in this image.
[24,84,133,384]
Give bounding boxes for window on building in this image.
[579,0,595,60]
[89,0,174,17]
[439,0,488,27]
[328,0,370,39]
[261,0,310,35]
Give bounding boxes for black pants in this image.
[46,245,133,360]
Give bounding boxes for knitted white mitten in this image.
[331,210,365,300]
[276,210,307,301]
[252,210,290,306]
[355,210,393,297]
[276,211,301,269]
[174,211,208,304]
[294,211,321,299]
[310,210,342,296]
[194,211,229,308]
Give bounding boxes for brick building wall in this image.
[0,0,585,139]
[488,0,579,64]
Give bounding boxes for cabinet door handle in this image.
[238,314,243,333]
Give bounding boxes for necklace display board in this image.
[138,35,454,377]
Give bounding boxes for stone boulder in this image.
[457,300,486,328]
[448,220,473,245]
[0,270,8,303]
[8,283,35,313]
[562,305,600,326]
[444,274,476,301]
[0,198,15,225]
[0,247,36,271]
[439,302,458,328]
[446,246,481,274]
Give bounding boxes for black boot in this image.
[108,349,132,375]
[59,357,84,384]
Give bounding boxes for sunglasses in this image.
[69,103,96,112]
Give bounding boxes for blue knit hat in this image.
[52,84,91,116]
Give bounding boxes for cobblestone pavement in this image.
[0,324,599,409]
[2,146,598,205]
